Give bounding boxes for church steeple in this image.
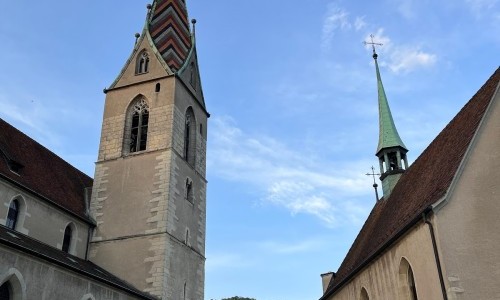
[366,36,409,199]
[89,1,208,299]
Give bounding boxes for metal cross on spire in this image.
[366,166,381,201]
[364,34,383,59]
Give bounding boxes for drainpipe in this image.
[423,211,448,300]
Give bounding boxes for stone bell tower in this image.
[89,1,208,299]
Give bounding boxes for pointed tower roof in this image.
[148,0,192,72]
[373,52,407,154]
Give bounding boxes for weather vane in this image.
[366,166,381,201]
[363,34,383,58]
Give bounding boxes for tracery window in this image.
[0,281,11,300]
[184,107,196,166]
[136,50,150,74]
[6,200,19,230]
[128,99,150,153]
[62,225,73,253]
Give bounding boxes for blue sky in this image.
[0,1,499,300]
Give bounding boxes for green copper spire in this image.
[373,53,407,154]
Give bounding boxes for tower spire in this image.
[365,34,409,199]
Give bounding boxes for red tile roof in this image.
[0,119,93,222]
[321,67,500,299]
[0,226,156,299]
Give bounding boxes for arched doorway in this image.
[0,282,11,300]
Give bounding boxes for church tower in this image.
[89,1,208,299]
[370,45,408,198]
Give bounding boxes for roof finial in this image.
[134,33,141,45]
[364,34,383,60]
[191,19,197,37]
[366,166,381,202]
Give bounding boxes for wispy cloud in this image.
[365,29,437,74]
[465,0,499,14]
[322,4,365,50]
[208,116,372,228]
[258,238,326,255]
[321,4,437,74]
[396,0,418,20]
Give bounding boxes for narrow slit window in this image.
[62,225,73,253]
[155,83,161,93]
[6,200,19,230]
[184,108,196,165]
[185,179,193,203]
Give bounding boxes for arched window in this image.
[6,200,19,230]
[155,83,161,93]
[0,268,26,300]
[184,107,196,166]
[136,50,150,74]
[0,281,11,300]
[360,287,369,300]
[62,225,73,253]
[125,98,150,154]
[408,266,418,300]
[80,294,96,300]
[399,258,419,300]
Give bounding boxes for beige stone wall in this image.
[434,85,500,300]
[0,246,145,300]
[326,222,443,300]
[97,77,176,161]
[0,179,90,259]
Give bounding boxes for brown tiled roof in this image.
[0,119,93,222]
[0,225,157,299]
[321,67,500,299]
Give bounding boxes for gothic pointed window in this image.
[62,224,73,253]
[6,200,19,230]
[0,282,11,300]
[360,288,369,300]
[136,50,150,74]
[399,258,419,300]
[126,98,150,154]
[408,266,418,300]
[184,107,196,166]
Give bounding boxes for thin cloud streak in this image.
[208,116,371,228]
